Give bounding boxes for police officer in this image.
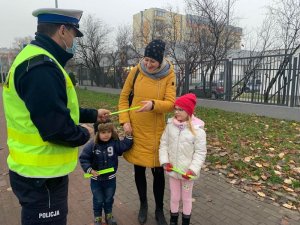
[2,8,110,225]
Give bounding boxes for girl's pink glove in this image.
[163,163,173,172]
[182,169,195,180]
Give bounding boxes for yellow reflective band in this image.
[8,128,50,146]
[9,148,78,166]
[84,167,115,178]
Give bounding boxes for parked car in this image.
[244,83,260,93]
[189,81,224,99]
[237,81,261,93]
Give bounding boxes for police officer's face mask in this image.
[61,28,77,55]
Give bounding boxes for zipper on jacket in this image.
[154,80,161,167]
[45,184,51,208]
[175,129,181,179]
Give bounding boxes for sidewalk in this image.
[1,86,300,225]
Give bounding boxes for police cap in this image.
[32,8,83,37]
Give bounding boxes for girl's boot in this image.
[182,214,191,225]
[170,212,179,225]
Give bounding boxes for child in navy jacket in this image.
[79,120,133,225]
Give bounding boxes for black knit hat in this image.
[144,39,166,64]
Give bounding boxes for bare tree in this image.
[232,17,274,100]
[187,0,241,90]
[75,14,112,86]
[76,15,111,68]
[164,6,209,95]
[164,0,240,95]
[115,24,140,65]
[13,36,33,51]
[263,0,300,103]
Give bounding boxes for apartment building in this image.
[133,8,242,50]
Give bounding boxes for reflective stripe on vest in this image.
[3,44,80,178]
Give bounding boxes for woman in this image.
[118,39,176,225]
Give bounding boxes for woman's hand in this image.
[123,122,132,135]
[136,100,153,112]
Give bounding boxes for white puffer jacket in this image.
[159,117,207,180]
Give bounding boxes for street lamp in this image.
[227,0,230,26]
[55,0,58,8]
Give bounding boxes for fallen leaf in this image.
[284,179,292,185]
[264,143,270,147]
[261,175,268,180]
[274,170,282,175]
[282,203,295,209]
[282,186,294,192]
[269,147,275,151]
[256,163,263,168]
[293,167,300,174]
[276,165,282,170]
[227,173,235,178]
[215,164,222,169]
[251,175,259,181]
[244,156,252,162]
[221,165,228,169]
[278,153,285,158]
[257,192,266,197]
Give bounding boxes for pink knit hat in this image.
[174,93,197,116]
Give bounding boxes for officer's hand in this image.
[97,109,110,122]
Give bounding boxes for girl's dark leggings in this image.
[134,164,165,210]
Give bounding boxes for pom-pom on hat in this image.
[32,8,84,37]
[175,93,197,116]
[144,39,166,64]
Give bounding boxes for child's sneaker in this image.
[94,216,102,225]
[105,213,117,225]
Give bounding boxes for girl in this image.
[159,93,207,225]
[79,120,133,225]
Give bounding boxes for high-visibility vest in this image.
[3,44,80,178]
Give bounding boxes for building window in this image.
[156,10,165,17]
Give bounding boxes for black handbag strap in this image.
[131,68,139,93]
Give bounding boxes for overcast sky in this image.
[0,0,273,48]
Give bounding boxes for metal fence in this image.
[78,54,300,108]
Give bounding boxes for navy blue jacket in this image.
[79,136,133,181]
